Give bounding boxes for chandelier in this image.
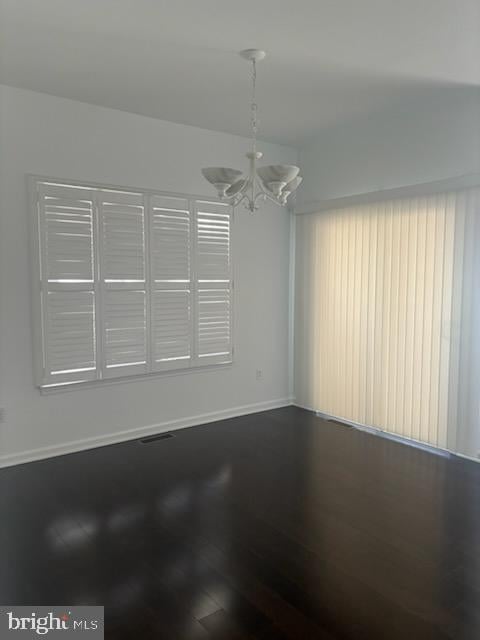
[201,49,302,212]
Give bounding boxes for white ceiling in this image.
[0,0,478,146]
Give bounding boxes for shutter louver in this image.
[99,190,148,377]
[150,195,192,370]
[38,183,97,385]
[195,201,232,364]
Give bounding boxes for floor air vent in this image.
[139,433,175,444]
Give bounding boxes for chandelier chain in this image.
[251,59,258,153]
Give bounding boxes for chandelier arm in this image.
[234,189,248,206]
[254,174,281,205]
[233,180,252,205]
[229,192,244,207]
[224,175,251,206]
[255,189,281,207]
[237,177,251,202]
[235,192,253,212]
[253,192,266,207]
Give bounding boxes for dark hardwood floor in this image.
[2,406,480,639]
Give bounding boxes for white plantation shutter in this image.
[98,190,148,377]
[37,182,97,385]
[32,179,233,388]
[149,195,192,370]
[195,201,233,363]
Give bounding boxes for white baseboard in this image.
[292,403,477,461]
[454,451,480,464]
[0,397,294,469]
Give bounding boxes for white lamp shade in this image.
[226,178,247,197]
[283,176,303,193]
[267,181,287,197]
[202,167,243,186]
[257,164,300,186]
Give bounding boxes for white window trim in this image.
[28,175,234,391]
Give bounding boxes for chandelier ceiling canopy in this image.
[201,49,302,213]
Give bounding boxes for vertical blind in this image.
[295,188,480,457]
[33,179,233,388]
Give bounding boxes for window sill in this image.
[39,361,233,395]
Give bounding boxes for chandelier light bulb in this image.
[201,49,302,213]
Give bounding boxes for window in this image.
[295,187,480,452]
[30,178,233,389]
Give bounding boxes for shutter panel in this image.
[197,285,232,359]
[38,182,97,385]
[150,195,192,370]
[194,201,232,364]
[152,289,191,363]
[151,196,190,281]
[103,289,147,374]
[98,190,148,377]
[43,189,94,282]
[100,191,145,282]
[196,202,231,280]
[45,291,96,376]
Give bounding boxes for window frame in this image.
[28,175,234,392]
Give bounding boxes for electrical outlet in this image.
[255,369,263,380]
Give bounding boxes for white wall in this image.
[0,84,297,465]
[297,88,480,211]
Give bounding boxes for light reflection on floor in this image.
[42,462,233,613]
